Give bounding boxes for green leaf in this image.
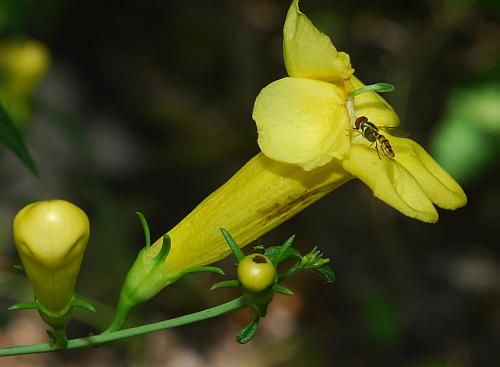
[0,102,38,175]
[264,238,300,267]
[236,317,259,344]
[272,284,294,296]
[211,279,241,291]
[220,228,245,262]
[315,264,336,283]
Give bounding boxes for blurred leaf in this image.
[0,102,38,175]
[0,0,26,35]
[362,290,403,349]
[430,84,500,184]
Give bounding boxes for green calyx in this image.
[105,213,224,333]
[212,228,335,344]
[9,296,95,348]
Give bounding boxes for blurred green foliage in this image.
[431,84,500,184]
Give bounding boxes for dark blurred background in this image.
[1,0,499,366]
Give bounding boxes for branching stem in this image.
[0,296,247,357]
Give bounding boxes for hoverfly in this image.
[353,116,398,158]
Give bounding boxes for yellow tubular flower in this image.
[13,200,90,326]
[108,0,466,331]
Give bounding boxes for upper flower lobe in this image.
[252,0,466,223]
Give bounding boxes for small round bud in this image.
[13,200,89,322]
[237,254,276,293]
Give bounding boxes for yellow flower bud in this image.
[13,200,89,323]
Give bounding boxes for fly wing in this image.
[379,126,410,138]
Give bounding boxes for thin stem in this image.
[0,297,247,357]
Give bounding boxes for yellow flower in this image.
[107,0,466,331]
[254,0,466,223]
[0,39,50,122]
[12,200,90,326]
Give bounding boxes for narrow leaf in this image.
[0,102,38,175]
[211,279,241,291]
[220,228,244,262]
[236,317,259,344]
[272,284,294,296]
[182,266,225,276]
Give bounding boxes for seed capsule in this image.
[237,254,276,293]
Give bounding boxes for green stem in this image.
[0,297,247,357]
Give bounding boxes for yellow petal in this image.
[343,145,438,223]
[390,136,467,210]
[253,77,350,170]
[283,0,354,81]
[348,76,400,127]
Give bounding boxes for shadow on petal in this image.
[390,136,467,210]
[342,145,438,223]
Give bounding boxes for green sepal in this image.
[236,316,260,344]
[136,212,151,249]
[154,235,171,265]
[72,298,95,313]
[264,235,300,267]
[272,284,294,296]
[181,266,225,276]
[211,279,241,291]
[9,301,38,311]
[220,228,244,262]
